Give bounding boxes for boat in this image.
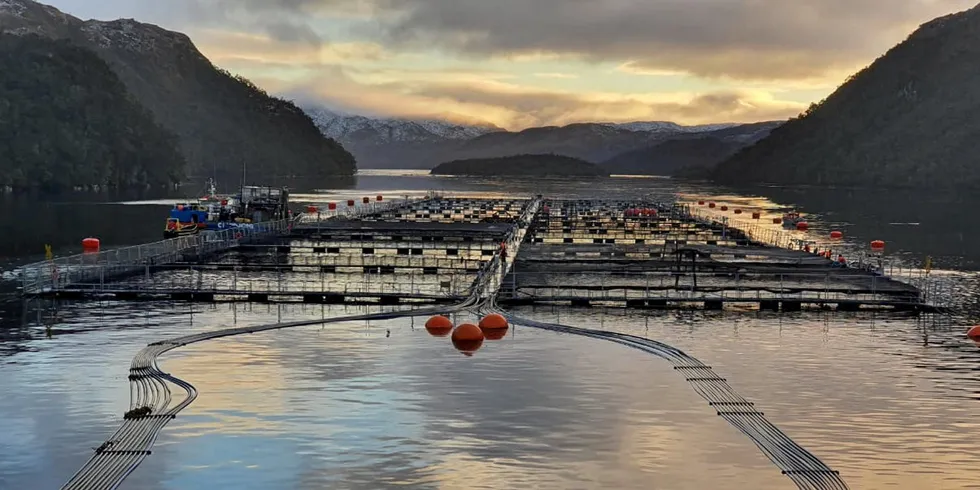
[163,179,290,239]
[782,211,804,229]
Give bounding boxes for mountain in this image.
[306,107,501,143]
[304,106,503,169]
[0,33,184,191]
[0,0,356,182]
[305,106,748,169]
[711,6,980,188]
[605,121,738,133]
[603,122,781,176]
[430,154,609,177]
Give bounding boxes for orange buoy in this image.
[425,315,454,337]
[452,323,484,354]
[720,205,729,211]
[479,313,509,330]
[830,231,843,239]
[968,326,980,341]
[709,202,716,208]
[306,205,318,213]
[871,240,886,251]
[81,238,100,253]
[752,212,761,219]
[347,199,355,206]
[796,221,809,231]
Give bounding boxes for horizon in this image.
[41,0,978,130]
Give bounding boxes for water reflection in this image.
[3,174,980,489]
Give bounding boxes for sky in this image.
[46,0,976,130]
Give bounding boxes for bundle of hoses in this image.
[479,295,848,490]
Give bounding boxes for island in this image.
[430,154,610,177]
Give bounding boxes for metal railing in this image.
[20,219,292,295]
[60,266,474,299]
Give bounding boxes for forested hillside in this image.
[0,34,184,191]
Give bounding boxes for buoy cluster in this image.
[426,314,510,355]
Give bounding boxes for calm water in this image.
[2,171,980,489]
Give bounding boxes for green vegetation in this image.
[79,21,357,181]
[0,1,357,189]
[712,7,980,188]
[0,34,184,191]
[430,154,610,177]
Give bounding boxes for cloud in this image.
[242,0,974,81]
[54,0,976,81]
[43,0,976,127]
[282,69,803,128]
[534,72,579,79]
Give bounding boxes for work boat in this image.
[163,180,290,239]
[782,211,804,229]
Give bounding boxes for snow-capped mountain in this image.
[604,121,739,133]
[304,106,502,144]
[301,104,781,170]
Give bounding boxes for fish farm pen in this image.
[20,195,947,312]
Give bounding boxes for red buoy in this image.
[81,238,100,253]
[451,324,484,355]
[425,315,454,337]
[734,209,743,215]
[363,197,370,204]
[328,202,337,210]
[773,218,782,224]
[752,212,761,219]
[968,326,980,341]
[698,200,706,205]
[479,313,509,330]
[347,199,355,206]
[306,205,318,213]
[796,221,809,231]
[709,203,716,208]
[830,231,843,239]
[871,240,886,251]
[376,195,383,202]
[720,206,729,211]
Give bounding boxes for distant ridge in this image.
[603,122,781,176]
[305,103,774,170]
[430,154,609,177]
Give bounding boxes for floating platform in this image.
[20,196,944,312]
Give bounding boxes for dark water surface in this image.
[2,171,980,489]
